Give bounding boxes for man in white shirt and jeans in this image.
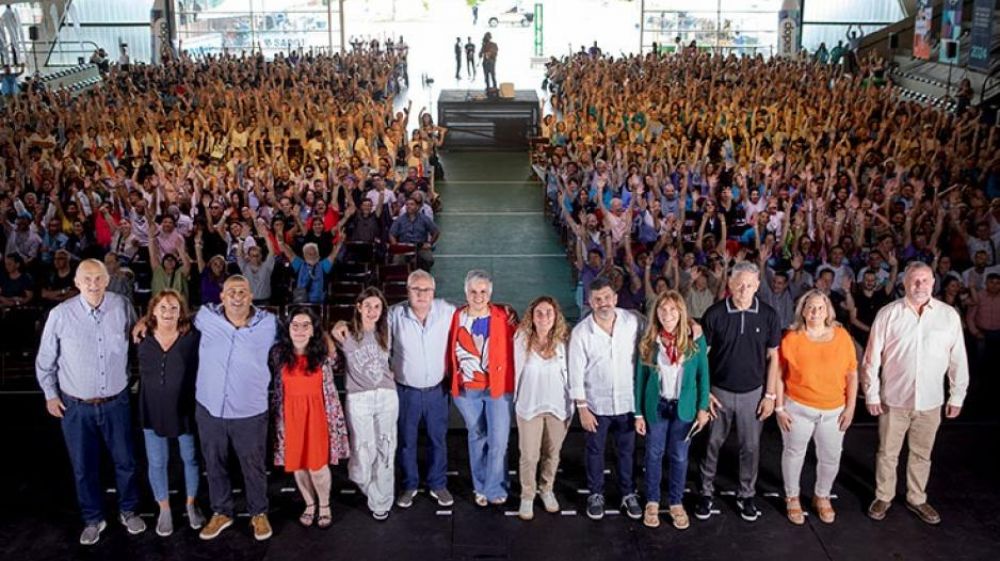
[863,261,968,525]
[568,277,643,520]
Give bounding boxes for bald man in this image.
[37,259,144,545]
[191,275,278,541]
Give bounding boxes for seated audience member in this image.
[40,250,79,306]
[0,254,35,306]
[389,197,440,271]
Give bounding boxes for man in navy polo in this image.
[695,261,781,522]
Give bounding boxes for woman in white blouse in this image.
[513,296,573,521]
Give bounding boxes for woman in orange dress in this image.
[271,306,349,529]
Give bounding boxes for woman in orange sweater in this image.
[776,289,858,525]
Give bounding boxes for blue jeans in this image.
[643,399,693,505]
[453,389,511,500]
[61,391,140,524]
[397,383,450,491]
[143,430,200,502]
[585,413,636,497]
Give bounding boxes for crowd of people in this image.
[537,49,999,368]
[1,45,449,316]
[3,36,993,549]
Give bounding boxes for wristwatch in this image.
[764,392,777,401]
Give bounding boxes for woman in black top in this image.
[137,289,205,537]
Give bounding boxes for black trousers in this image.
[196,405,269,517]
[483,60,497,89]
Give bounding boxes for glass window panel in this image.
[802,0,903,24]
[801,24,889,52]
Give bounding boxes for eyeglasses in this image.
[408,287,434,294]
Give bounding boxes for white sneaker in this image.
[518,499,534,521]
[539,491,560,513]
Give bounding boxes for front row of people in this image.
[35,260,968,545]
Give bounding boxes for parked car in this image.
[488,7,534,28]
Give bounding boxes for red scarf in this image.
[659,330,679,365]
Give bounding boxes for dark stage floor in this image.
[1,390,998,561]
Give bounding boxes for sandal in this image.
[317,504,333,529]
[813,496,836,524]
[299,503,316,527]
[785,496,805,525]
[669,505,690,530]
[643,502,660,528]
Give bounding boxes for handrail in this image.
[31,39,103,67]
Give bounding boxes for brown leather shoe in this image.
[868,499,892,520]
[906,502,941,525]
[250,513,273,541]
[199,513,233,540]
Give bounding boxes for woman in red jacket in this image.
[447,269,517,506]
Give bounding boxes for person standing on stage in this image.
[36,259,145,546]
[454,37,463,79]
[863,262,968,526]
[568,277,644,521]
[390,270,457,509]
[695,261,782,523]
[465,37,477,78]
[189,276,278,541]
[481,32,498,90]
[448,269,517,507]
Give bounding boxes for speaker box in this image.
[888,32,898,49]
[28,25,38,41]
[944,39,958,60]
[499,82,515,98]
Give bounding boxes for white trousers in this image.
[346,388,399,513]
[780,398,846,498]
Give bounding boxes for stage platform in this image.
[437,89,540,150]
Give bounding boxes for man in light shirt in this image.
[389,270,456,509]
[568,277,643,521]
[863,261,968,525]
[36,259,145,545]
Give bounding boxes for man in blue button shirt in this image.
[389,197,440,270]
[191,275,277,541]
[36,259,145,546]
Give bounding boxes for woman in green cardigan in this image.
[635,290,710,529]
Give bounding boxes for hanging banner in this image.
[939,0,963,63]
[913,0,933,60]
[969,0,995,71]
[777,0,801,58]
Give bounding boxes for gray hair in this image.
[407,269,436,289]
[75,258,109,280]
[903,260,932,278]
[730,261,760,277]
[302,242,319,255]
[464,269,493,295]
